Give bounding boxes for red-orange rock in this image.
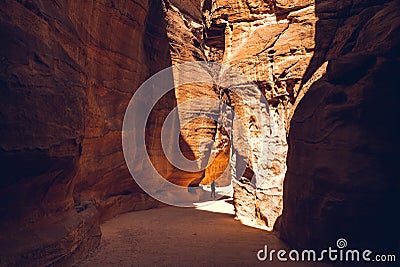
[1,0,399,264]
[0,0,160,264]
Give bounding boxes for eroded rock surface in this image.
[279,0,400,251]
[1,0,399,264]
[0,0,160,264]
[201,0,320,228]
[141,0,321,228]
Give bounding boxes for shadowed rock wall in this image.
[0,0,161,264]
[279,0,400,252]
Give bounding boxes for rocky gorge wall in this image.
[1,0,399,265]
[203,0,319,228]
[152,0,321,228]
[0,0,162,264]
[279,0,400,252]
[198,1,399,252]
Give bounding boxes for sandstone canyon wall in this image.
[0,0,161,265]
[1,0,399,265]
[155,0,321,228]
[279,0,400,252]
[203,0,319,228]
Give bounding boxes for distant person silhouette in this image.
[211,181,216,198]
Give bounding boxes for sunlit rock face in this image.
[279,0,400,251]
[145,0,224,187]
[147,2,290,224]
[199,0,319,228]
[144,0,319,228]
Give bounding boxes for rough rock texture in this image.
[68,0,161,221]
[0,0,161,264]
[2,0,399,264]
[201,0,320,228]
[143,0,236,189]
[143,0,322,228]
[279,0,400,251]
[145,0,223,187]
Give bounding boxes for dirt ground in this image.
[76,197,330,266]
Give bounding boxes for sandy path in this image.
[76,198,330,266]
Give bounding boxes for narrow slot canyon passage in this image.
[1,0,399,266]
